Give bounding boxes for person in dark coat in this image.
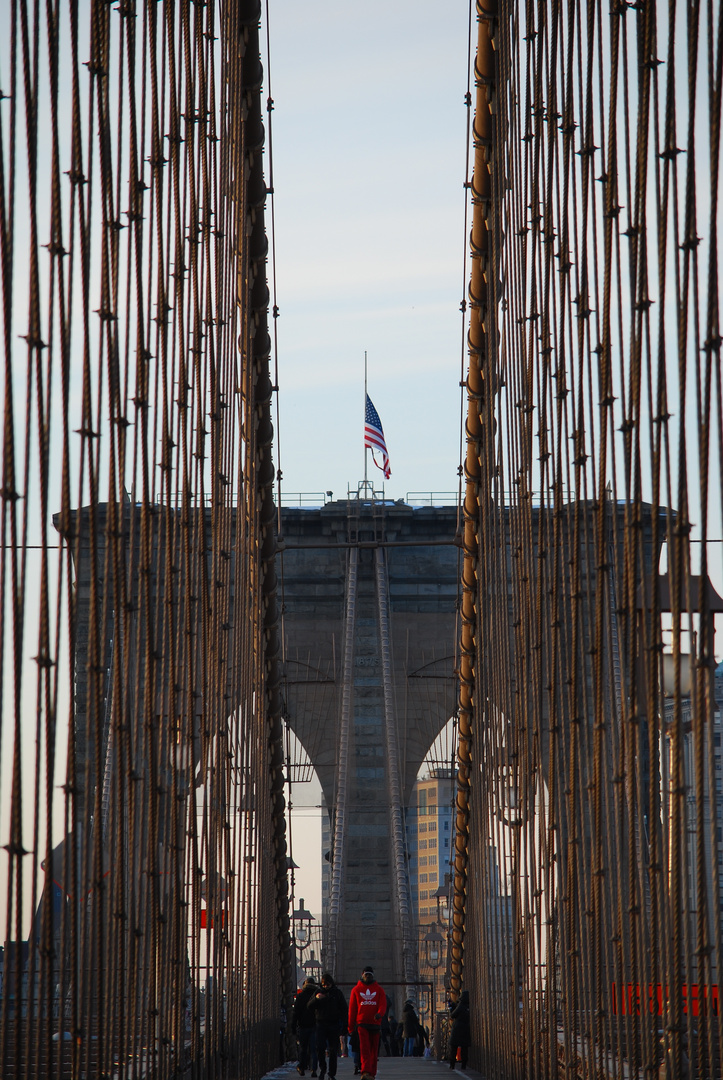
[293,978,319,1076]
[387,1014,400,1055]
[448,989,471,1069]
[310,972,347,1080]
[401,1000,419,1057]
[380,1008,392,1056]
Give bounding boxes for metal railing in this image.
[405,491,458,506]
[280,491,336,507]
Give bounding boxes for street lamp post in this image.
[423,923,444,1038]
[417,986,429,1031]
[433,873,451,925]
[433,874,452,1004]
[303,949,322,985]
[292,898,315,987]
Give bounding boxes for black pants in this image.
[315,1023,339,1077]
[298,1027,317,1071]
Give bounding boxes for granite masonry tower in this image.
[279,497,459,1002]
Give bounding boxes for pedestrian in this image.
[387,1014,400,1056]
[348,965,387,1080]
[292,977,319,1076]
[415,1019,429,1057]
[394,1021,404,1057]
[380,1009,392,1057]
[401,1000,418,1057]
[310,972,347,1080]
[448,989,471,1069]
[349,1027,361,1075]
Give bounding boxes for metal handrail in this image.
[279,492,335,506]
[405,491,457,506]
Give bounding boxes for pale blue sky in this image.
[264,2,474,908]
[264,0,472,504]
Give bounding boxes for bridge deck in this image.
[266,1057,471,1080]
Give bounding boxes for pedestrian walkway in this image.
[264,1058,481,1080]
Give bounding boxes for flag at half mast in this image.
[364,394,391,479]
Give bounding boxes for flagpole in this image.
[364,351,368,490]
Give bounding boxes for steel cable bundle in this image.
[456,0,723,1076]
[0,1,288,1077]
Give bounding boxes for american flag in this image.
[364,394,391,479]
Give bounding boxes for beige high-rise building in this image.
[407,769,455,1016]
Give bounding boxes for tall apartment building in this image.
[406,769,455,1017]
[407,768,455,925]
[408,773,453,1015]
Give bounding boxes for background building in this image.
[407,768,455,1019]
[408,769,455,925]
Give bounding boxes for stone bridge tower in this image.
[279,499,459,1003]
[58,498,460,1012]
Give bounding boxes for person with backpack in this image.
[310,972,347,1080]
[292,978,319,1076]
[401,1000,419,1057]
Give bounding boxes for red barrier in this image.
[200,909,227,929]
[611,983,720,1017]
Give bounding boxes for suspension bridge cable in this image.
[0,3,287,1076]
[456,0,723,1076]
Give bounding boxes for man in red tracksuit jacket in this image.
[348,966,387,1080]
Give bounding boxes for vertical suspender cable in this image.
[238,0,293,1026]
[100,620,116,846]
[328,547,358,978]
[452,0,497,999]
[374,549,418,999]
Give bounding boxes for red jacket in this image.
[348,979,387,1030]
